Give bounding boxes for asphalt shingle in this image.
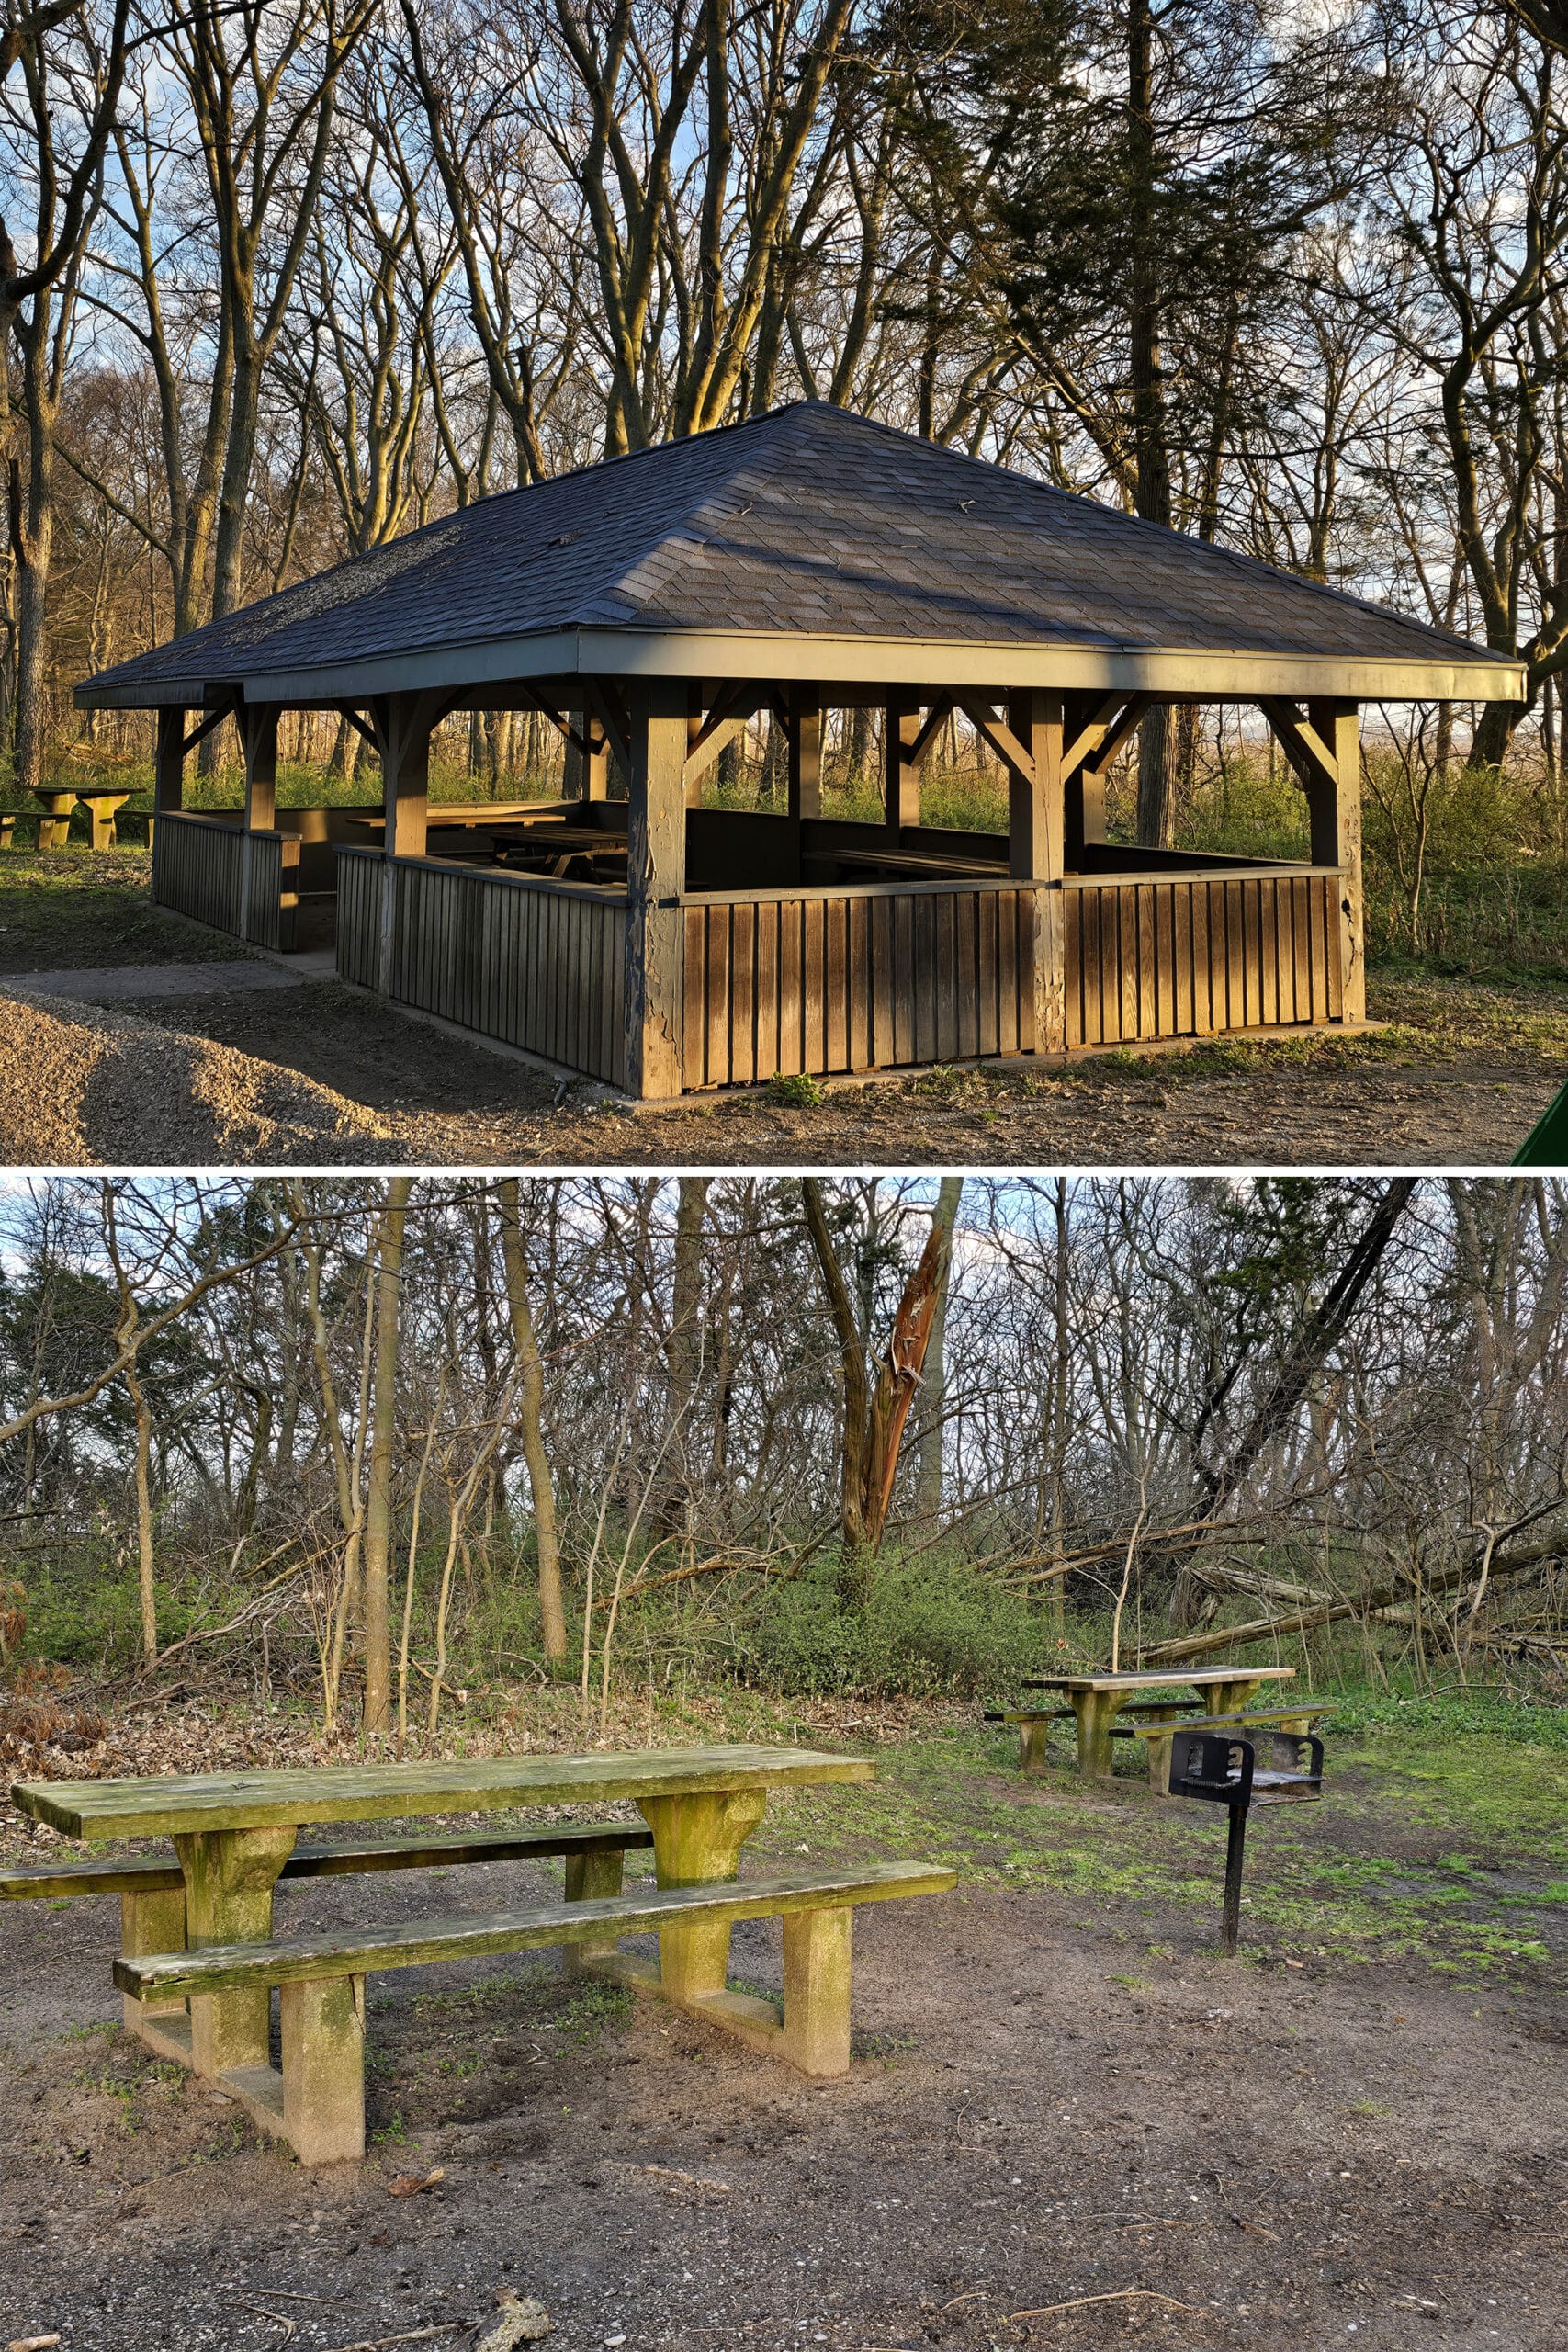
[79,401,1510,703]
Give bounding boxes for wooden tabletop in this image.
[348,811,626,837]
[1022,1668,1295,1694]
[822,847,1006,876]
[11,1743,873,1842]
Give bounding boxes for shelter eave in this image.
[73,624,1525,711]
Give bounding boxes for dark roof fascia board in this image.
[74,625,1526,713]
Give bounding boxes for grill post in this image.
[1222,1802,1248,1957]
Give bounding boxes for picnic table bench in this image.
[10,1744,953,2165]
[1013,1667,1297,1779]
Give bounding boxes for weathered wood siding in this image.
[152,810,298,948]
[152,812,243,934]
[682,884,1040,1087]
[336,847,383,988]
[336,849,626,1085]
[243,831,298,953]
[682,867,1344,1086]
[1064,870,1342,1046]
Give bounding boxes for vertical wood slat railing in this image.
[682,883,1041,1088]
[151,812,244,935]
[336,846,383,989]
[152,810,297,948]
[335,848,627,1087]
[243,831,298,953]
[1064,869,1343,1046]
[683,868,1345,1088]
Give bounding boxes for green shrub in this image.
[735,1555,1067,1698]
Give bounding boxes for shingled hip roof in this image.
[77,401,1523,708]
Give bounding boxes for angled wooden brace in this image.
[585,678,634,780]
[681,683,770,794]
[1258,696,1340,794]
[953,691,1037,786]
[1062,692,1153,781]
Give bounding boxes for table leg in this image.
[120,1883,190,2057]
[1204,1678,1262,1719]
[173,1825,297,2078]
[91,798,126,852]
[1142,1705,1186,1796]
[1074,1692,1128,1779]
[562,1843,626,1976]
[637,1788,766,2004]
[39,795,76,851]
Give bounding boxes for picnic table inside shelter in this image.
[11,1743,872,2099]
[1021,1666,1297,1777]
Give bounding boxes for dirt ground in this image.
[1,850,1563,1167]
[4,1724,1563,2352]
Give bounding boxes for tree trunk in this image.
[128,1363,157,1667]
[915,1178,964,1521]
[497,1178,565,1664]
[1126,0,1174,849]
[362,1178,412,1733]
[661,1176,710,1532]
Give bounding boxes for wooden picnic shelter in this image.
[74,402,1523,1099]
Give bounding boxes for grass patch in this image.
[759,1715,1568,1979]
[0,849,248,970]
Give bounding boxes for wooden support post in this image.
[562,1845,626,1975]
[884,693,920,838]
[237,703,279,833]
[1007,689,1066,1057]
[1017,1717,1052,1776]
[635,1787,766,2005]
[787,684,821,886]
[780,1905,852,2077]
[624,678,688,1099]
[584,710,609,801]
[154,707,188,814]
[1308,697,1364,1022]
[172,1826,297,2079]
[120,1883,189,2051]
[236,703,280,944]
[371,690,442,996]
[281,1976,366,2165]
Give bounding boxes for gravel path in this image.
[0,984,401,1165]
[10,959,311,1001]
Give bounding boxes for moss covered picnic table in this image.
[1014,1667,1297,1779]
[9,1744,956,2159]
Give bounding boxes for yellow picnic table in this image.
[11,1743,874,2102]
[28,782,136,850]
[1017,1666,1297,1779]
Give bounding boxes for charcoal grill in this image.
[1168,1725,1325,1956]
